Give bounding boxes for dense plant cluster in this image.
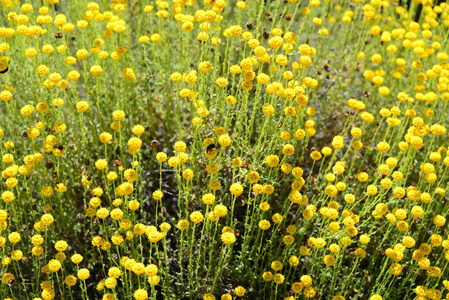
[0,0,449,299]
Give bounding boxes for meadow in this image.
[0,0,448,299]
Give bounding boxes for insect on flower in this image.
[46,127,55,134]
[0,66,8,74]
[54,145,64,150]
[206,143,216,153]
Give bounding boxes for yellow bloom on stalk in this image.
[90,65,103,76]
[229,183,243,196]
[221,232,236,245]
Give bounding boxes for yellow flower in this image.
[229,183,243,196]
